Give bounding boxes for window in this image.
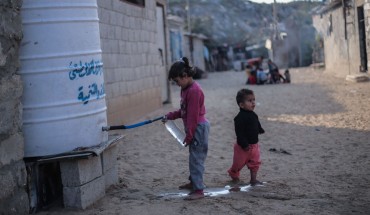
[121,0,145,7]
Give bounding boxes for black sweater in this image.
[234,108,265,149]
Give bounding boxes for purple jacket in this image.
[166,81,207,144]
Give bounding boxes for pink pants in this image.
[228,143,261,179]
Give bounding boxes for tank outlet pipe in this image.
[102,116,163,131]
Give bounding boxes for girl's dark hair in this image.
[236,88,254,105]
[168,57,196,80]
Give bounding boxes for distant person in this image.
[246,69,257,85]
[227,89,265,186]
[276,71,286,83]
[162,57,210,200]
[256,67,268,85]
[267,59,279,83]
[257,56,264,69]
[245,65,253,84]
[284,69,291,83]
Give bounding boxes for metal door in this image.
[156,4,169,103]
[358,6,368,72]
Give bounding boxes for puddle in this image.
[159,192,188,198]
[159,182,265,199]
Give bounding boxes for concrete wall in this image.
[192,37,206,71]
[168,15,185,64]
[313,3,363,78]
[168,17,208,72]
[0,0,29,214]
[97,0,164,125]
[183,35,206,71]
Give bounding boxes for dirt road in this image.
[42,67,370,215]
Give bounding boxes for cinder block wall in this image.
[0,0,29,214]
[192,37,206,71]
[97,0,163,125]
[313,6,362,78]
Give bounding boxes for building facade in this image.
[313,0,369,79]
[183,32,208,72]
[0,0,171,212]
[99,0,170,125]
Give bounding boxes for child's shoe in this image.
[231,177,240,183]
[184,190,204,200]
[227,169,240,183]
[179,182,193,190]
[250,180,263,186]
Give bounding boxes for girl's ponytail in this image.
[168,56,196,80]
[182,57,190,67]
[181,57,196,77]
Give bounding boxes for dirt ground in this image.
[41,67,370,215]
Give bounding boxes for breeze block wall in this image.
[313,3,362,78]
[97,0,163,126]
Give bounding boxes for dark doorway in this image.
[26,161,63,213]
[357,6,368,72]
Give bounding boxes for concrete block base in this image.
[60,155,102,187]
[101,145,118,172]
[104,166,118,189]
[59,146,119,209]
[26,135,123,211]
[63,175,105,209]
[101,144,119,189]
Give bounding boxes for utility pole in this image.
[186,0,191,35]
[271,0,278,61]
[186,0,194,63]
[273,0,277,39]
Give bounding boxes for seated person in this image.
[284,69,291,83]
[256,67,268,85]
[245,65,252,84]
[246,69,257,85]
[275,71,286,83]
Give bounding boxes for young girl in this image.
[163,57,210,200]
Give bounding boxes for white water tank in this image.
[19,0,108,157]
